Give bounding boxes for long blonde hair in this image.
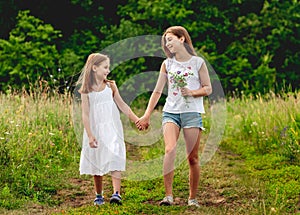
[161,26,197,58]
[77,53,109,94]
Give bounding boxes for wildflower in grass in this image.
[251,121,258,126]
[280,126,288,137]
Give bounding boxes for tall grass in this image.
[0,88,299,213]
[224,91,300,160]
[0,87,79,209]
[222,91,300,213]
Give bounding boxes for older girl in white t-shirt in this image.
[136,26,212,207]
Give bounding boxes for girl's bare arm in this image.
[81,93,97,148]
[180,62,212,97]
[110,81,139,123]
[144,62,167,118]
[136,62,168,129]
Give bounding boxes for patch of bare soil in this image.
[0,177,109,215]
[144,188,226,208]
[143,149,259,214]
[51,178,95,213]
[50,177,115,214]
[2,149,259,214]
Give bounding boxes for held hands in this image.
[135,115,150,131]
[88,136,98,148]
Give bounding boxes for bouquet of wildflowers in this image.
[169,70,193,107]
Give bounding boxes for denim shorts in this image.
[162,111,204,129]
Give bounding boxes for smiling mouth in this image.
[167,46,174,52]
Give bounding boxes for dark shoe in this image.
[110,191,122,205]
[94,196,105,206]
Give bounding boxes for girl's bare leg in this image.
[183,128,201,199]
[162,122,180,197]
[111,171,121,194]
[94,175,103,195]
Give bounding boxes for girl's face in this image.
[93,59,110,81]
[165,33,184,54]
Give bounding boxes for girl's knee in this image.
[165,144,177,155]
[188,155,199,165]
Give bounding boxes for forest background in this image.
[0,0,299,95]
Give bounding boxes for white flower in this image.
[251,122,258,126]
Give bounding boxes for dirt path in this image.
[1,148,264,215]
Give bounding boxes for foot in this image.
[94,195,105,206]
[188,199,200,207]
[110,191,122,205]
[159,196,173,206]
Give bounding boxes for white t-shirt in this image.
[162,56,205,113]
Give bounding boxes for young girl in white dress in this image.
[77,53,138,205]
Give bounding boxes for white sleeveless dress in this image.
[79,85,126,176]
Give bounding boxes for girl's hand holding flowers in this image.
[180,87,193,97]
[169,70,194,107]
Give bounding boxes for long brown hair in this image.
[77,53,109,94]
[161,26,197,58]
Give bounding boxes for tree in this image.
[0,1,298,94]
[111,0,300,95]
[222,0,300,94]
[0,10,61,91]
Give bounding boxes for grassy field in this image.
[0,89,299,215]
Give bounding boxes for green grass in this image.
[221,91,300,214]
[0,90,299,214]
[0,90,79,209]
